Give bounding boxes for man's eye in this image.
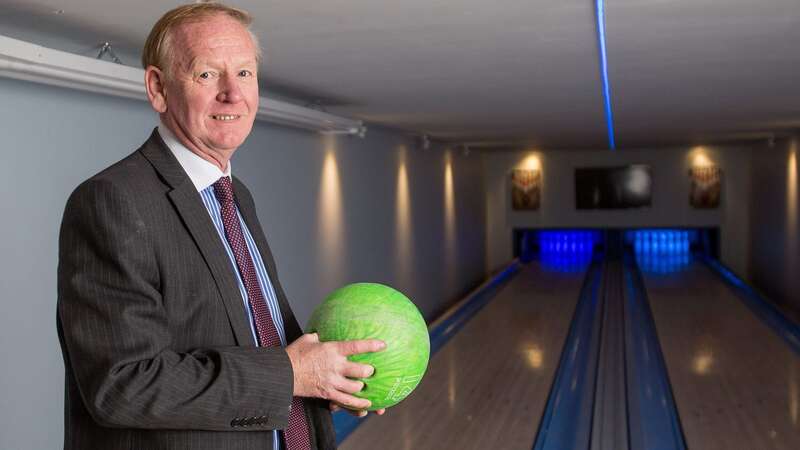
[198,72,214,80]
[238,70,253,77]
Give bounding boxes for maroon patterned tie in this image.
[213,177,311,450]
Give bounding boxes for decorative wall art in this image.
[511,169,541,210]
[689,166,722,208]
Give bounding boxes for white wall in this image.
[0,76,486,450]
[235,121,487,324]
[749,137,800,318]
[484,146,752,274]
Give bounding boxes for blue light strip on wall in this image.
[595,0,617,150]
[703,257,800,354]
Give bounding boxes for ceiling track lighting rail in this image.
[0,35,365,136]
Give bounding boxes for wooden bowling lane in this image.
[340,262,588,450]
[643,262,800,450]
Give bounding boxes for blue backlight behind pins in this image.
[537,230,599,272]
[627,229,696,273]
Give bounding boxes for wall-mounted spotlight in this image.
[324,124,367,138]
[421,134,430,150]
[520,154,542,172]
[689,146,714,168]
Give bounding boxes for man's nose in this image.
[216,72,243,103]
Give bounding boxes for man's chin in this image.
[209,125,253,147]
[209,134,248,152]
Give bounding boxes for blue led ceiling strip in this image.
[595,0,617,150]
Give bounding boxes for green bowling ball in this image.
[307,283,430,410]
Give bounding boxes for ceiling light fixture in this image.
[0,34,365,135]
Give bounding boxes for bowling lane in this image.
[643,261,800,450]
[340,261,588,450]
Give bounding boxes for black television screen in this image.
[575,165,652,209]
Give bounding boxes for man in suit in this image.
[57,3,384,449]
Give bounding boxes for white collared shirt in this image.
[157,122,231,192]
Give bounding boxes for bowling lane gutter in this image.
[624,253,687,450]
[334,259,523,445]
[702,256,800,354]
[532,254,605,450]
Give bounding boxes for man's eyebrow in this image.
[188,58,257,73]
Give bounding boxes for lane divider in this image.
[590,260,630,450]
[703,257,800,354]
[334,259,522,445]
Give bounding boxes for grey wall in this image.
[483,146,752,275]
[0,77,486,450]
[749,137,800,319]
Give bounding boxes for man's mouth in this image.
[211,114,241,121]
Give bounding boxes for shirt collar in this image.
[157,122,231,192]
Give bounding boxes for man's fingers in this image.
[329,391,371,411]
[335,377,365,394]
[330,402,384,418]
[337,339,386,356]
[342,361,375,379]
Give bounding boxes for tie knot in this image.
[213,176,235,205]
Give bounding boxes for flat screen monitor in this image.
[575,165,652,209]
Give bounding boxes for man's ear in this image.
[145,66,168,113]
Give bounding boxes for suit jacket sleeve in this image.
[57,177,294,431]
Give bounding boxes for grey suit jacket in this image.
[57,130,335,449]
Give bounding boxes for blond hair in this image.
[142,2,261,73]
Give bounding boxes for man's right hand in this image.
[285,333,386,411]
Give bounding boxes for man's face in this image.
[160,15,259,159]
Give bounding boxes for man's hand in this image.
[286,333,385,411]
[329,402,386,417]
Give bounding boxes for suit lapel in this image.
[233,178,304,341]
[139,130,254,346]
